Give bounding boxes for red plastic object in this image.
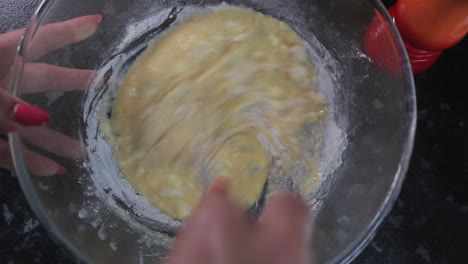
[365,0,468,75]
[365,7,403,77]
[395,0,468,51]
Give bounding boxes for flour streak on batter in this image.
[110,7,327,220]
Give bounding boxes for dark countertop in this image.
[1,1,467,263]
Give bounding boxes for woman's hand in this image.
[166,180,313,264]
[0,15,102,175]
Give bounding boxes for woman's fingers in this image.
[260,192,312,236]
[28,15,102,61]
[169,180,252,264]
[0,89,50,130]
[20,126,82,159]
[21,63,94,93]
[0,120,22,135]
[0,88,20,118]
[0,89,24,133]
[258,192,312,264]
[23,145,67,176]
[180,179,251,242]
[0,138,66,176]
[0,28,25,79]
[0,15,100,175]
[191,179,252,230]
[1,63,95,93]
[0,15,102,80]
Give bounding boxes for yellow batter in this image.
[109,7,327,220]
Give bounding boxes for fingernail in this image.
[13,103,50,126]
[208,178,227,195]
[104,71,111,80]
[95,14,103,23]
[76,20,99,40]
[56,165,67,175]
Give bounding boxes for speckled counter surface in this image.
[1,0,467,263]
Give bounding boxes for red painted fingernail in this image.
[209,178,227,195]
[56,165,67,175]
[13,103,50,126]
[95,14,103,23]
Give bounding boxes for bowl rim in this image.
[8,0,93,262]
[8,0,417,263]
[329,0,416,263]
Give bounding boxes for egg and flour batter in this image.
[109,7,327,220]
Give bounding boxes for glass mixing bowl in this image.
[8,0,416,263]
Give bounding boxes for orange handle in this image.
[395,0,468,50]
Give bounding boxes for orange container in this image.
[395,0,468,51]
[365,0,468,74]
